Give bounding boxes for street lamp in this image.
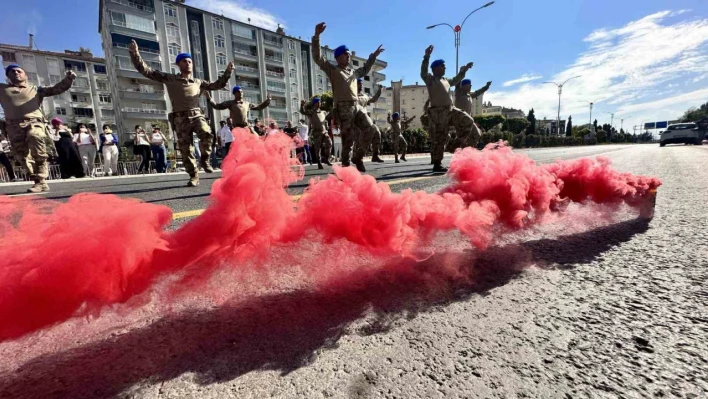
[620,116,631,133]
[543,76,581,135]
[426,1,495,73]
[584,99,601,133]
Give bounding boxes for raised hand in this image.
[301,99,307,106]
[225,61,235,73]
[425,45,434,56]
[373,45,385,57]
[315,22,327,36]
[486,81,493,87]
[129,39,138,54]
[464,62,474,70]
[65,69,76,80]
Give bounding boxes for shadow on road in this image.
[0,218,650,399]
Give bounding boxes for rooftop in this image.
[0,43,105,64]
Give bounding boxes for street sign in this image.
[644,122,656,129]
[655,121,668,129]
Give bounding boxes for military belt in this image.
[6,117,44,124]
[170,109,203,118]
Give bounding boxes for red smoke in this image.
[0,132,661,342]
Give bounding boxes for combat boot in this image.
[200,158,214,173]
[187,174,200,187]
[353,159,366,172]
[395,155,400,164]
[400,155,407,162]
[371,149,384,163]
[318,162,324,170]
[27,180,49,193]
[432,163,448,173]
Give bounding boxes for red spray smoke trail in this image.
[0,130,660,342]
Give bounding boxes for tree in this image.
[526,108,536,135]
[572,125,590,139]
[565,115,573,137]
[593,119,598,133]
[680,101,708,122]
[596,129,607,143]
[308,91,334,112]
[475,114,506,131]
[501,118,530,135]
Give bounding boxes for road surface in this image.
[0,144,705,399]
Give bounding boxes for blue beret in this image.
[334,45,349,58]
[461,79,471,86]
[357,78,363,83]
[175,53,192,64]
[232,85,241,93]
[312,97,320,104]
[392,112,400,119]
[5,64,22,76]
[430,59,445,69]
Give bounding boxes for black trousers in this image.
[0,152,15,180]
[136,145,151,172]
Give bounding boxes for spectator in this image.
[0,134,16,181]
[252,118,263,136]
[150,126,168,173]
[296,119,312,165]
[266,121,280,138]
[332,126,342,162]
[218,120,233,157]
[51,118,84,179]
[100,125,119,176]
[133,125,151,174]
[73,123,97,177]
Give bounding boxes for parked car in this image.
[659,123,704,147]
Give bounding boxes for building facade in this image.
[384,81,429,130]
[98,0,387,141]
[0,38,113,131]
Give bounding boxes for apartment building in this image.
[0,37,113,130]
[384,81,429,130]
[98,0,387,141]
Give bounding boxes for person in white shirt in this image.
[133,125,151,173]
[296,119,312,165]
[332,126,342,162]
[217,119,233,157]
[149,126,168,173]
[73,123,97,177]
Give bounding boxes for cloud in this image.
[16,9,43,37]
[187,0,284,31]
[486,10,708,127]
[502,74,543,87]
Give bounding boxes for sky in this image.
[1,0,707,132]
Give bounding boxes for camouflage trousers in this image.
[353,124,383,158]
[333,103,377,165]
[427,106,480,164]
[5,119,50,181]
[393,135,407,157]
[310,128,332,164]
[174,115,212,176]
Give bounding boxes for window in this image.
[142,102,157,110]
[102,109,115,117]
[71,94,89,103]
[94,64,107,74]
[212,18,224,30]
[168,43,181,57]
[317,75,323,85]
[288,40,295,50]
[364,88,371,94]
[289,54,296,65]
[47,59,59,70]
[49,75,61,85]
[289,69,297,79]
[164,4,177,18]
[232,24,254,39]
[72,108,94,118]
[96,80,109,91]
[214,35,225,48]
[55,107,66,115]
[99,94,112,104]
[171,66,179,75]
[74,77,90,88]
[1,51,16,62]
[291,98,298,109]
[353,60,359,66]
[166,23,179,38]
[64,60,87,72]
[111,11,156,33]
[364,75,370,81]
[26,72,38,83]
[216,53,227,66]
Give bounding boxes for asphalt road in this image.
[0,143,706,399]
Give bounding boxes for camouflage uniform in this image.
[354,85,383,161]
[300,102,332,166]
[0,75,74,190]
[208,95,270,135]
[131,51,231,183]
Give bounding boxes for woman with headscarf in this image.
[50,118,84,179]
[73,123,97,177]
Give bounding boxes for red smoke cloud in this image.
[0,131,660,342]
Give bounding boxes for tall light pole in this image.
[584,99,600,133]
[605,112,616,129]
[620,116,631,133]
[544,76,581,135]
[426,1,495,73]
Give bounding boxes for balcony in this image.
[119,87,165,100]
[235,81,260,91]
[267,85,286,93]
[233,48,258,61]
[263,39,282,48]
[121,107,167,119]
[100,103,114,109]
[265,70,285,80]
[270,102,286,109]
[264,55,283,65]
[70,85,91,92]
[75,117,95,124]
[112,43,161,60]
[70,100,92,108]
[234,65,259,77]
[107,0,154,13]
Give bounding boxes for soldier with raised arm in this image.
[0,64,75,192]
[420,45,479,172]
[354,79,385,163]
[205,85,270,135]
[300,97,332,169]
[129,40,234,187]
[455,79,490,145]
[387,112,414,163]
[312,22,384,172]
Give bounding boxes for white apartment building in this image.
[384,82,429,130]
[0,37,114,130]
[98,0,387,140]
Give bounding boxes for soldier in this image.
[312,22,385,172]
[129,40,233,187]
[300,97,332,169]
[204,85,270,136]
[387,112,415,163]
[0,64,75,192]
[420,45,479,172]
[455,79,491,146]
[354,79,385,163]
